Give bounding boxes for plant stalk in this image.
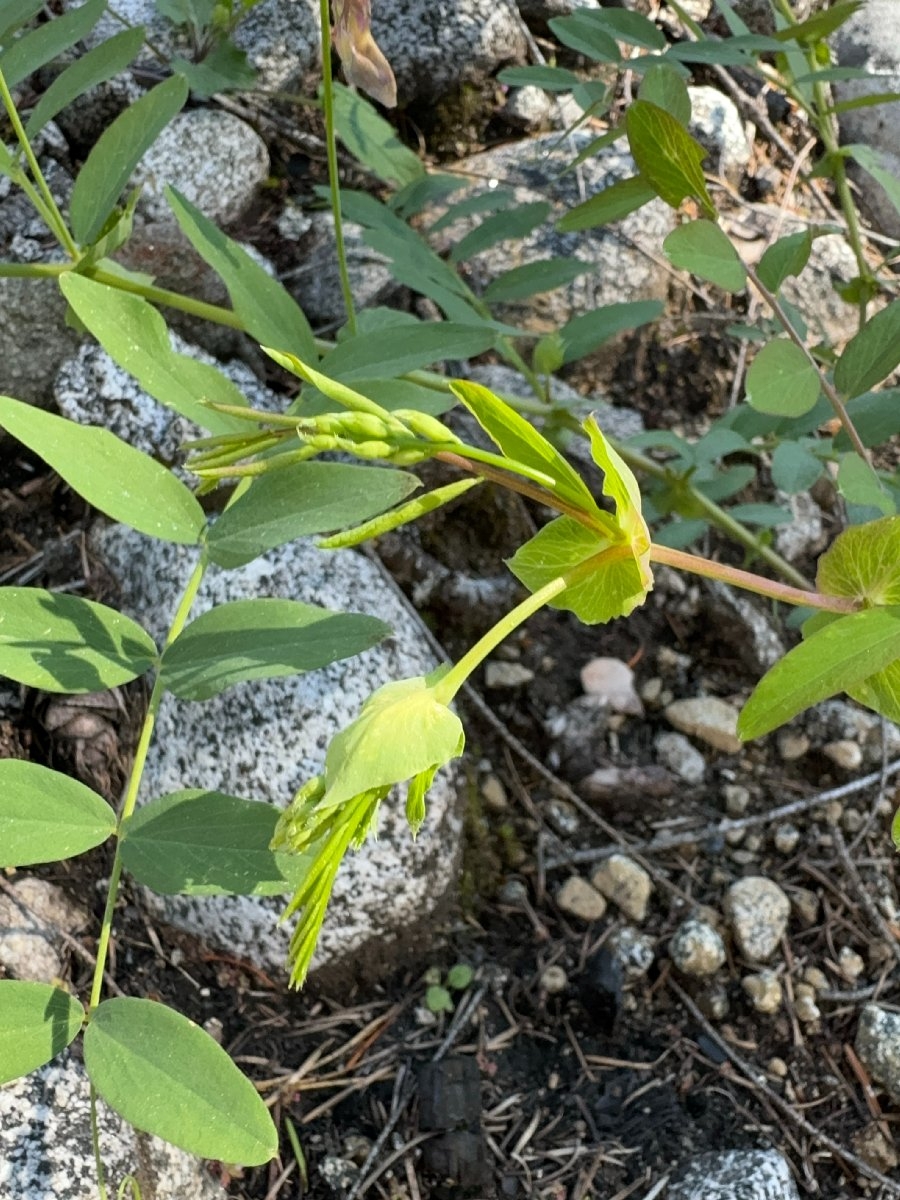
[318,0,357,335]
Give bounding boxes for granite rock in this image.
[669,1150,800,1199]
[669,917,726,977]
[90,523,464,983]
[856,1003,900,1104]
[0,878,87,984]
[688,86,751,183]
[725,876,790,963]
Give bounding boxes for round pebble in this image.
[669,918,726,978]
[725,876,790,962]
[556,876,607,922]
[541,965,568,994]
[839,946,865,983]
[590,854,653,923]
[743,970,783,1014]
[794,983,821,1023]
[773,823,800,855]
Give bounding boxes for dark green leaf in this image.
[84,997,277,1164]
[121,790,311,895]
[770,440,823,492]
[0,0,43,42]
[428,187,516,234]
[0,982,84,1085]
[639,63,692,124]
[391,173,465,219]
[450,201,551,264]
[626,99,715,216]
[663,219,746,291]
[207,461,419,568]
[0,392,205,544]
[653,517,708,548]
[665,34,783,65]
[727,502,792,526]
[483,258,590,303]
[557,176,657,232]
[332,82,423,188]
[59,274,252,435]
[837,452,895,516]
[0,588,157,693]
[321,322,497,381]
[738,606,900,739]
[836,389,900,449]
[834,300,900,399]
[159,599,390,700]
[497,65,581,91]
[0,760,115,867]
[0,0,105,90]
[166,186,318,363]
[557,299,664,364]
[549,13,621,61]
[756,230,812,293]
[589,8,666,49]
[829,91,900,116]
[70,75,189,246]
[746,339,820,416]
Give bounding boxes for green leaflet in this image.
[0,0,106,90]
[0,392,205,543]
[663,220,747,292]
[558,177,657,233]
[756,230,812,293]
[0,982,85,1085]
[834,300,900,400]
[332,82,425,188]
[159,599,391,701]
[745,339,821,417]
[84,998,277,1164]
[0,588,157,693]
[121,790,312,896]
[0,760,115,867]
[739,606,900,739]
[817,515,900,606]
[70,75,189,245]
[625,99,715,218]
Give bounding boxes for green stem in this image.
[650,543,858,612]
[318,0,356,335]
[0,260,70,278]
[88,266,247,329]
[0,67,78,258]
[434,544,635,703]
[87,555,208,1015]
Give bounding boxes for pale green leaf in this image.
[497,65,581,92]
[549,12,621,61]
[817,515,900,606]
[483,258,590,303]
[834,300,900,399]
[70,75,189,246]
[159,599,390,700]
[121,790,311,895]
[0,393,205,544]
[0,588,157,693]
[207,461,420,568]
[0,760,115,867]
[745,339,820,416]
[626,99,715,217]
[663,220,747,292]
[756,230,812,293]
[166,186,318,364]
[738,606,900,739]
[836,389,900,450]
[60,273,251,434]
[640,63,691,124]
[770,440,822,493]
[0,982,84,1085]
[84,997,277,1164]
[322,674,464,808]
[837,453,895,517]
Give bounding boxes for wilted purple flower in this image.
[332,0,397,108]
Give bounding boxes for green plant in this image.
[153,0,261,96]
[0,0,899,1195]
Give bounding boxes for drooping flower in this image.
[331,0,397,108]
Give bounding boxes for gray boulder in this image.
[833,0,900,238]
[669,1150,800,1199]
[91,523,463,984]
[0,1057,222,1200]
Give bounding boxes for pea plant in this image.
[0,0,899,1193]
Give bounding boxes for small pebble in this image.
[725,876,790,962]
[609,926,655,979]
[857,1005,900,1104]
[839,946,865,983]
[793,982,821,1023]
[342,1135,373,1166]
[773,823,800,855]
[580,657,643,715]
[485,661,534,689]
[698,980,730,1020]
[744,833,763,854]
[723,784,750,816]
[743,971,783,1014]
[791,887,820,928]
[590,854,653,923]
[481,774,508,813]
[767,1056,788,1078]
[824,800,844,824]
[655,731,706,784]
[725,827,745,847]
[497,879,528,906]
[641,676,663,704]
[665,696,742,754]
[823,739,863,771]
[545,798,580,837]
[669,918,726,978]
[842,807,864,834]
[540,965,568,994]
[852,1123,899,1174]
[556,876,607,922]
[777,731,809,761]
[802,966,828,992]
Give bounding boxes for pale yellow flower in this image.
[332,0,397,108]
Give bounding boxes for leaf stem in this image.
[87,554,208,1015]
[318,0,357,335]
[0,67,78,259]
[650,542,858,611]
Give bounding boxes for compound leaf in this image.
[0,983,84,1085]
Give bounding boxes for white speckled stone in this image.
[0,878,87,984]
[688,86,751,183]
[91,524,463,982]
[857,1003,900,1103]
[131,110,269,227]
[725,876,790,963]
[669,1150,800,1199]
[0,1056,223,1200]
